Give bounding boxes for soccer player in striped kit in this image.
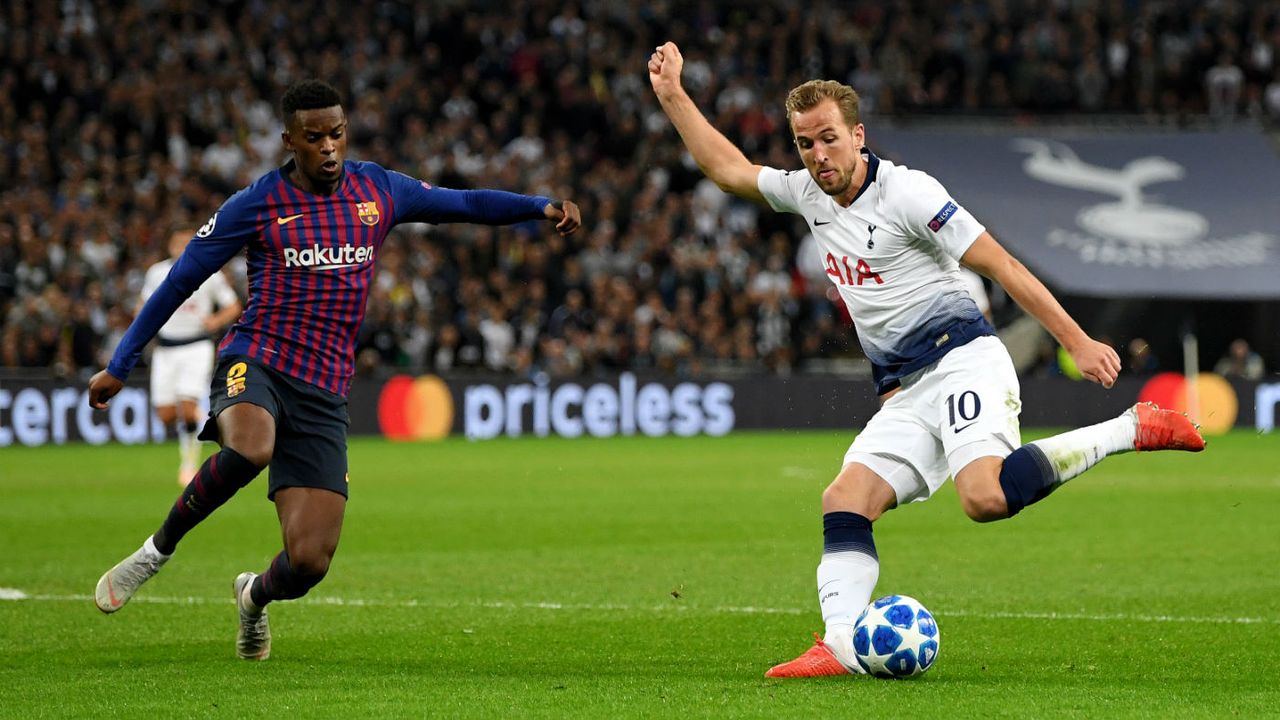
[88,80,581,660]
[648,42,1204,678]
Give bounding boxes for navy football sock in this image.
[997,444,1058,518]
[250,550,327,606]
[153,447,262,554]
[822,511,878,558]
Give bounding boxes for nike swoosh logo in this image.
[954,422,978,433]
[814,220,831,226]
[107,577,120,607]
[276,214,305,225]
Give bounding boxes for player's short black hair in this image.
[281,80,343,119]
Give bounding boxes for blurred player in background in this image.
[88,79,581,660]
[648,41,1204,678]
[140,228,242,486]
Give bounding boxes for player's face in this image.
[790,100,865,202]
[283,106,348,193]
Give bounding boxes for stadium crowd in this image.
[3,0,1279,380]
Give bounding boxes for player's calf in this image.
[153,447,264,555]
[248,549,329,608]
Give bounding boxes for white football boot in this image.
[94,538,170,613]
[234,572,271,660]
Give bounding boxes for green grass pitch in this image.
[1,430,1277,718]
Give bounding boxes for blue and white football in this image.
[852,594,940,678]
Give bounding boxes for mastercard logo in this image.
[377,375,454,441]
[1136,371,1236,435]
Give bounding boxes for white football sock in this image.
[143,535,171,559]
[240,582,263,614]
[1027,411,1137,484]
[817,550,878,668]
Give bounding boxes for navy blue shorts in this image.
[199,355,349,500]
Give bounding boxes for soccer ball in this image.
[852,594,940,678]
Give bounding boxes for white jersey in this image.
[758,152,994,392]
[141,259,240,343]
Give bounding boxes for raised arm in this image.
[961,231,1121,387]
[648,42,766,204]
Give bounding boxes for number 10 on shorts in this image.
[946,391,981,432]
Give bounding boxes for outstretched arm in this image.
[413,188,580,235]
[961,232,1121,388]
[388,172,581,236]
[648,42,766,204]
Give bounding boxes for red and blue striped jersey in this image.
[108,160,551,396]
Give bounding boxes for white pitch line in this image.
[1,588,1276,626]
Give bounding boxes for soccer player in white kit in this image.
[648,42,1205,678]
[140,228,242,485]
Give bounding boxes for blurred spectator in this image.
[201,128,247,186]
[547,289,593,339]
[478,300,516,372]
[1214,339,1266,381]
[1266,69,1280,120]
[1126,338,1160,376]
[1206,53,1245,121]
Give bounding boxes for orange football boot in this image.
[764,634,853,678]
[1133,402,1205,452]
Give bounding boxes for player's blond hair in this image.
[785,80,861,128]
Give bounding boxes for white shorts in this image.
[844,336,1022,505]
[149,340,216,407]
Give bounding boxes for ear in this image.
[281,129,294,152]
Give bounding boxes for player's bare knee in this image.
[289,542,334,578]
[821,468,894,521]
[223,438,273,469]
[284,524,339,578]
[218,423,274,466]
[954,457,1008,522]
[292,554,331,579]
[820,482,856,513]
[959,491,1008,523]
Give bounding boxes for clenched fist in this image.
[648,42,685,99]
